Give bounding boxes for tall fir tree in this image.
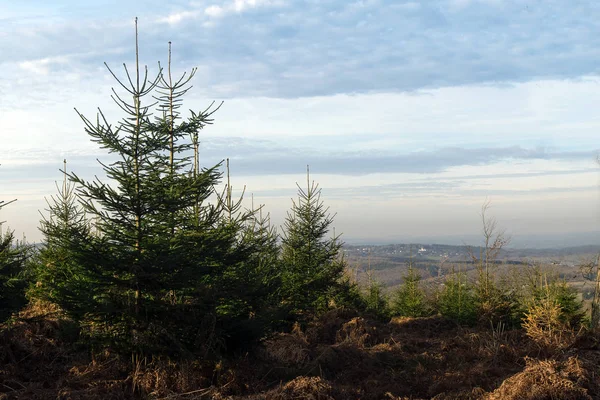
[280,166,349,317]
[37,23,274,356]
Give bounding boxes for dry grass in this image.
[262,323,310,368]
[485,356,597,400]
[269,376,335,400]
[2,304,598,399]
[334,317,377,348]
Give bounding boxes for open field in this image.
[344,243,599,295]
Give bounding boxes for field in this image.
[344,243,599,300]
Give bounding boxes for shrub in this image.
[522,276,585,351]
[475,281,523,329]
[436,270,478,325]
[522,267,586,329]
[391,265,430,318]
[0,195,29,323]
[469,200,522,328]
[522,298,577,351]
[0,227,28,322]
[363,277,389,319]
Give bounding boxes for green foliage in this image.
[521,275,585,350]
[214,203,285,347]
[471,271,523,328]
[362,275,389,319]
[35,37,278,357]
[280,169,349,318]
[0,194,29,323]
[391,265,429,318]
[0,225,28,322]
[32,162,91,307]
[523,269,586,330]
[436,270,478,325]
[552,282,586,328]
[331,277,369,312]
[478,288,523,329]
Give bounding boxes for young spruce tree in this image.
[280,167,350,318]
[0,196,28,322]
[35,160,91,305]
[392,264,429,318]
[39,23,271,356]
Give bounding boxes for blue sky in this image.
[1,0,600,246]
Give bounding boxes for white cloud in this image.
[448,0,502,9]
[18,55,69,76]
[205,5,225,17]
[158,0,280,24]
[159,10,201,25]
[205,0,282,18]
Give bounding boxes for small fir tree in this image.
[437,269,478,325]
[364,276,389,318]
[34,160,91,305]
[0,192,28,322]
[280,167,348,318]
[392,264,429,318]
[523,268,586,329]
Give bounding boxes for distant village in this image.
[343,243,583,268]
[344,243,468,260]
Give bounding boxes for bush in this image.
[436,270,478,325]
[391,265,430,318]
[522,267,586,327]
[475,282,523,329]
[522,277,585,351]
[363,278,389,319]
[522,298,577,351]
[0,210,29,323]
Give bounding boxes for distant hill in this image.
[343,242,598,291]
[343,242,599,261]
[343,230,600,249]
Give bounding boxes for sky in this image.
[2,0,600,247]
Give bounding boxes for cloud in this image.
[194,138,597,176]
[205,0,283,18]
[204,5,226,17]
[159,10,201,25]
[447,0,502,9]
[3,1,600,99]
[18,55,70,75]
[254,180,596,201]
[157,0,283,24]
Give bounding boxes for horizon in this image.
[2,1,600,244]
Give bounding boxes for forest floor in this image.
[1,305,600,400]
